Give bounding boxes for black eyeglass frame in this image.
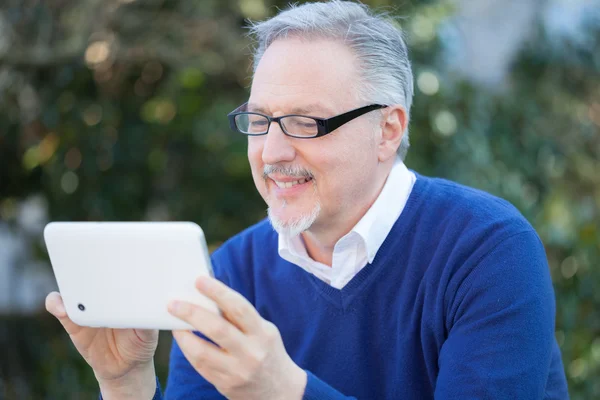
[227,103,388,139]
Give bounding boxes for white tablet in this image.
[44,221,219,330]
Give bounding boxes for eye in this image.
[251,120,267,126]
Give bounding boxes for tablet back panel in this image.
[44,222,218,330]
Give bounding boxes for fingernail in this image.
[196,276,211,289]
[169,300,187,314]
[168,301,179,313]
[48,294,66,316]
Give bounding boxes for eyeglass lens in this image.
[234,114,319,137]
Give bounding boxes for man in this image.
[45,1,569,399]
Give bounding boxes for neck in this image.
[300,160,395,266]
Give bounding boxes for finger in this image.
[169,301,248,355]
[45,292,85,336]
[173,330,234,375]
[195,277,261,334]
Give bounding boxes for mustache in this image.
[262,164,315,180]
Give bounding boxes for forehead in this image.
[249,37,361,114]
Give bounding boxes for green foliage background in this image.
[0,0,598,398]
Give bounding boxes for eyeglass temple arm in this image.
[321,104,387,136]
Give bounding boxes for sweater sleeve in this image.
[435,230,568,399]
[303,370,357,400]
[162,332,227,399]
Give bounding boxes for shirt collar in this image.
[352,157,413,262]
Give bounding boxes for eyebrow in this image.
[247,103,334,116]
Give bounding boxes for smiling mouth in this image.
[272,177,313,188]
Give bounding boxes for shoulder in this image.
[410,175,553,311]
[407,174,549,297]
[412,173,535,244]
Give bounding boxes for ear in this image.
[377,105,408,163]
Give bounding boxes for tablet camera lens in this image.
[78,303,85,311]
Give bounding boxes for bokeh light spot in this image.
[23,147,40,170]
[569,358,587,381]
[417,71,440,95]
[178,68,205,89]
[61,171,79,194]
[85,41,111,66]
[142,98,177,124]
[239,0,268,19]
[38,133,59,164]
[83,104,103,126]
[560,256,579,279]
[64,148,82,170]
[411,15,436,42]
[434,110,457,136]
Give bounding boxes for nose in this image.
[261,121,296,165]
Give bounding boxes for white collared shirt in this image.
[278,157,416,289]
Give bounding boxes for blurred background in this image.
[0,0,598,398]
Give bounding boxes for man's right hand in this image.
[45,291,159,399]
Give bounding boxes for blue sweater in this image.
[143,174,569,399]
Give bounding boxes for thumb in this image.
[134,329,159,344]
[46,291,85,336]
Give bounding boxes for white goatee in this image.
[263,164,320,236]
[268,201,321,237]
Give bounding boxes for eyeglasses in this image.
[227,103,388,139]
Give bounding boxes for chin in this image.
[267,202,321,237]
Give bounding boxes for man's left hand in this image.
[168,276,307,400]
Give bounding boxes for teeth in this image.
[274,178,311,188]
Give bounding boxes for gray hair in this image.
[248,0,414,160]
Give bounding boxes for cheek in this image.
[319,138,375,201]
[306,150,346,204]
[247,137,264,164]
[247,139,266,194]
